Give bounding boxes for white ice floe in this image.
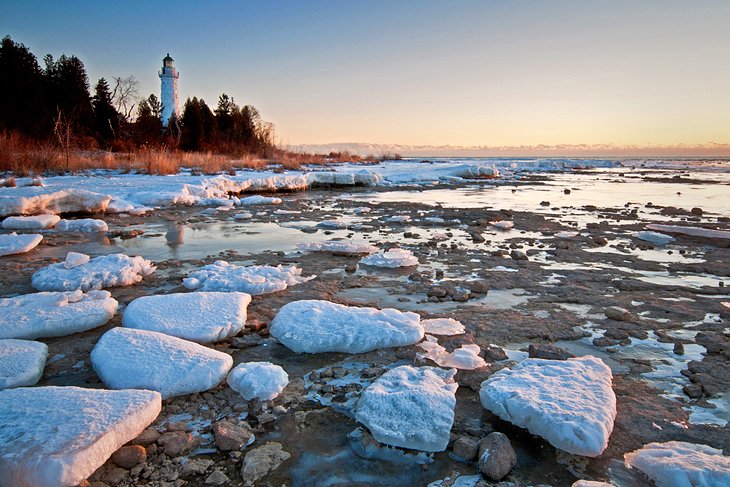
[634,231,674,245]
[0,232,42,257]
[0,339,48,389]
[0,189,111,217]
[227,362,289,401]
[32,253,156,291]
[122,292,251,343]
[421,318,465,336]
[646,224,730,240]
[490,221,514,230]
[238,195,282,205]
[1,214,60,230]
[233,212,253,220]
[355,366,457,452]
[183,260,314,295]
[63,251,90,269]
[386,215,411,223]
[274,209,300,215]
[0,290,117,340]
[418,335,487,370]
[55,218,108,232]
[0,386,161,487]
[91,327,233,399]
[316,219,348,229]
[270,300,424,353]
[624,441,730,487]
[449,163,500,179]
[555,231,580,238]
[360,248,419,268]
[572,482,614,487]
[480,355,616,457]
[298,240,378,255]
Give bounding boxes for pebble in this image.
[158,431,199,457]
[213,419,253,451]
[111,445,146,469]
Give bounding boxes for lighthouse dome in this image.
[163,53,174,68]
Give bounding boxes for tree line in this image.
[0,36,275,156]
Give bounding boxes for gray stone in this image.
[158,431,199,457]
[528,344,574,361]
[111,445,146,469]
[213,419,253,451]
[205,470,230,485]
[130,428,160,447]
[241,442,291,486]
[452,435,479,461]
[604,306,630,321]
[182,458,214,476]
[478,432,517,481]
[469,281,490,294]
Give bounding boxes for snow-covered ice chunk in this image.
[645,224,730,240]
[480,355,616,457]
[270,300,424,353]
[0,339,47,389]
[625,441,730,487]
[556,231,580,238]
[316,219,348,229]
[91,327,233,399]
[0,290,117,340]
[490,220,514,230]
[234,212,253,220]
[227,362,289,401]
[0,232,42,256]
[183,260,314,295]
[237,195,282,205]
[298,240,377,255]
[355,366,457,452]
[386,215,411,223]
[449,163,500,179]
[0,189,111,217]
[1,214,60,230]
[421,318,465,336]
[64,251,90,269]
[360,248,419,268]
[0,386,161,487]
[123,292,251,343]
[32,253,155,291]
[56,218,108,232]
[634,231,674,245]
[418,335,486,370]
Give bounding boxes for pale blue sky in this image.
[2,1,729,147]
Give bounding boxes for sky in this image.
[2,1,730,152]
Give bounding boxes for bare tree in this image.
[54,108,74,172]
[111,75,139,122]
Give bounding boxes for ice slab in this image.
[0,290,118,340]
[270,299,424,353]
[0,232,42,256]
[0,339,47,389]
[490,221,514,230]
[360,248,419,268]
[183,260,314,295]
[298,240,377,255]
[480,355,616,457]
[421,318,465,336]
[634,231,674,245]
[237,195,282,205]
[56,218,108,232]
[449,163,500,179]
[355,366,457,452]
[32,253,156,291]
[625,441,730,487]
[646,224,730,240]
[123,292,251,343]
[418,335,487,370]
[227,362,289,401]
[1,214,59,230]
[91,327,233,399]
[0,189,111,217]
[0,386,161,487]
[64,251,90,269]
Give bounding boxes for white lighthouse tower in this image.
[159,53,179,128]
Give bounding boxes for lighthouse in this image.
[159,53,179,128]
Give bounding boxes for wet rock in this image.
[257,412,275,425]
[452,435,479,461]
[231,334,264,349]
[102,467,128,484]
[157,431,199,457]
[213,419,253,451]
[592,236,608,246]
[362,367,384,378]
[593,337,618,348]
[528,344,574,361]
[604,306,630,321]
[483,346,508,362]
[468,281,490,294]
[241,442,291,486]
[452,291,471,302]
[564,189,571,194]
[604,328,629,340]
[130,428,161,447]
[683,383,703,399]
[510,250,528,261]
[674,342,685,355]
[691,207,703,216]
[427,287,448,298]
[470,232,486,243]
[540,201,550,207]
[204,470,230,485]
[111,445,146,469]
[182,457,214,476]
[477,432,517,481]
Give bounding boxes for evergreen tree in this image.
[43,54,93,135]
[180,97,204,151]
[199,99,216,146]
[92,78,119,144]
[0,36,47,135]
[134,96,162,146]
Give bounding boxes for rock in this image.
[483,346,508,362]
[564,189,571,194]
[540,201,550,207]
[673,342,685,355]
[452,435,479,461]
[130,428,160,447]
[478,432,517,481]
[427,287,449,298]
[468,281,490,294]
[510,250,528,261]
[528,344,575,361]
[111,445,146,469]
[470,232,486,243]
[204,470,230,485]
[604,306,630,321]
[690,207,703,216]
[592,236,608,246]
[683,383,703,399]
[452,291,471,302]
[241,442,291,486]
[181,458,214,476]
[213,419,253,451]
[157,431,199,457]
